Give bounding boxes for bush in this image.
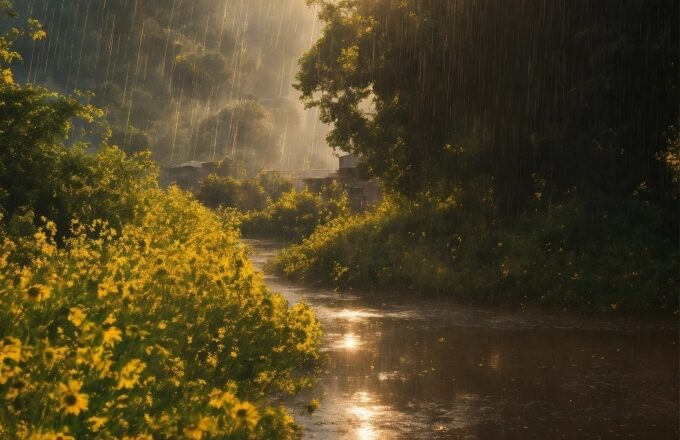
[0,11,322,436]
[256,172,294,202]
[0,187,322,439]
[196,174,268,212]
[241,186,349,241]
[274,189,679,315]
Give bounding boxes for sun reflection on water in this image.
[348,392,382,440]
[357,426,378,440]
[336,308,378,322]
[340,332,361,350]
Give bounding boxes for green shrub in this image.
[256,172,294,201]
[275,189,678,315]
[196,174,268,212]
[241,186,349,241]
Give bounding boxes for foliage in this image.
[279,0,680,315]
[275,188,679,315]
[256,172,294,202]
[0,188,322,439]
[0,7,322,438]
[241,185,349,241]
[0,8,157,242]
[297,0,678,212]
[10,0,333,170]
[659,128,680,184]
[196,174,268,212]
[196,172,297,212]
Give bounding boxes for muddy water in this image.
[245,240,679,440]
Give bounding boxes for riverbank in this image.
[247,239,680,440]
[268,193,679,317]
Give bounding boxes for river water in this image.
[245,240,679,440]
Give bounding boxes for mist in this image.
[11,0,335,173]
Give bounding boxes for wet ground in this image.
[245,240,679,440]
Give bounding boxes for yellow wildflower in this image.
[59,380,89,415]
[87,415,108,432]
[42,346,67,367]
[26,284,51,301]
[206,352,217,367]
[230,401,260,429]
[1,68,13,85]
[98,359,113,379]
[68,307,87,327]
[208,388,237,408]
[76,348,89,366]
[6,378,26,399]
[102,326,122,346]
[198,416,219,435]
[183,425,203,440]
[117,359,146,389]
[0,337,22,362]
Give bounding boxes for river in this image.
[245,240,679,440]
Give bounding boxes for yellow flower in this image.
[26,284,51,301]
[102,326,122,346]
[98,359,113,379]
[182,425,203,440]
[1,68,13,85]
[87,415,108,432]
[59,380,89,415]
[6,378,26,399]
[0,337,22,362]
[29,431,75,440]
[117,359,146,389]
[198,416,219,435]
[230,401,259,429]
[208,388,237,408]
[68,307,87,327]
[42,346,67,367]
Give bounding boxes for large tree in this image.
[297,0,678,212]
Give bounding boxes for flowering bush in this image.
[241,186,349,241]
[0,187,322,439]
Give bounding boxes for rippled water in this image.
[244,240,679,440]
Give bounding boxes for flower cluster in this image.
[0,188,322,439]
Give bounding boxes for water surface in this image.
[245,240,679,440]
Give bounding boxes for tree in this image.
[297,0,678,212]
[0,4,157,238]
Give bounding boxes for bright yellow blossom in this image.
[117,359,146,389]
[198,416,219,435]
[87,415,108,432]
[68,307,87,327]
[26,284,51,301]
[183,425,204,440]
[42,346,67,367]
[208,388,237,408]
[0,337,22,362]
[102,326,122,346]
[1,68,13,85]
[230,401,260,429]
[59,380,89,415]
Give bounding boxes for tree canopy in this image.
[297,0,678,212]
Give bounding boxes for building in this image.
[159,161,219,191]
[161,154,382,211]
[301,154,382,211]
